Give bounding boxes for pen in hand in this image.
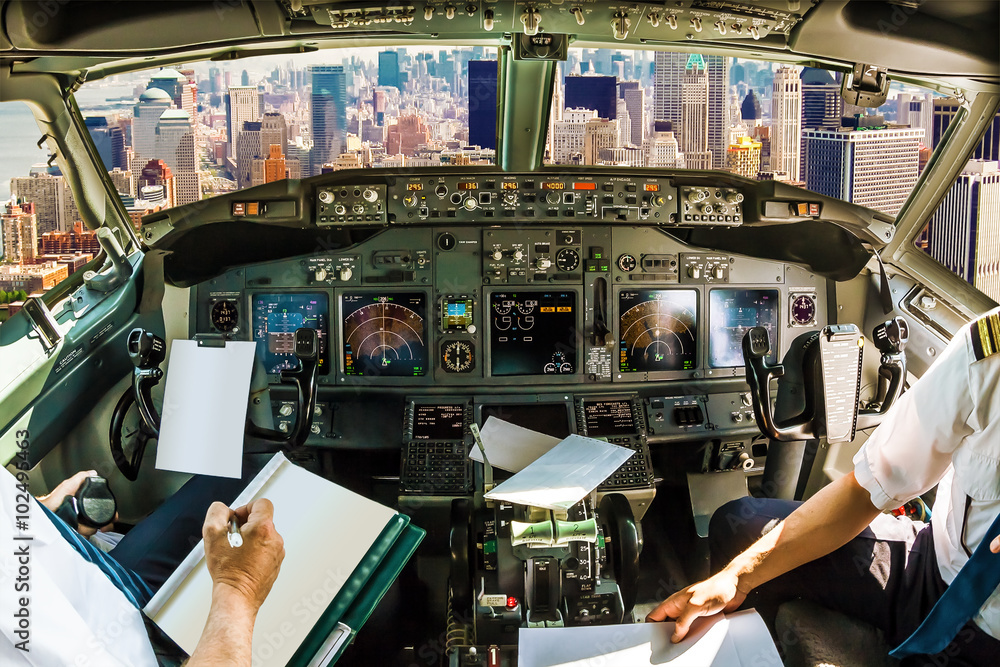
[228,514,243,548]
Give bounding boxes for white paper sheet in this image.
[483,435,633,511]
[517,611,780,667]
[468,417,562,472]
[154,339,257,478]
[146,453,399,667]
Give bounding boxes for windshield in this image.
[2,46,948,229]
[545,49,938,218]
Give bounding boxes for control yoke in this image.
[741,317,908,443]
[110,327,320,480]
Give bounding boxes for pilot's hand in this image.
[645,570,747,642]
[37,469,117,536]
[203,499,284,615]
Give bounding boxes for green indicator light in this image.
[484,540,497,554]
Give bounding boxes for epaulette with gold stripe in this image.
[970,311,1000,361]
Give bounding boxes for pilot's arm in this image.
[649,313,997,642]
[646,471,880,641]
[186,499,285,667]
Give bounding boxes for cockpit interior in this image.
[1,1,998,665]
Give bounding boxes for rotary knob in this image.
[403,194,418,207]
[491,250,504,261]
[688,265,701,279]
[339,266,353,281]
[334,204,346,215]
[546,192,561,205]
[513,250,524,261]
[313,267,328,282]
[536,258,552,270]
[464,197,478,211]
[279,404,294,417]
[362,188,378,202]
[318,190,334,204]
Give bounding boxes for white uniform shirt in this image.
[853,308,1000,640]
[0,467,157,666]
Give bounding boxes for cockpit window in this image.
[544,48,940,219]
[64,47,497,219]
[1,101,100,326]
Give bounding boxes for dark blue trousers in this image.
[710,497,999,667]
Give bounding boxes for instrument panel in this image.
[197,224,827,388]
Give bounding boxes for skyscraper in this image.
[260,112,288,155]
[154,109,199,205]
[771,66,802,181]
[468,60,498,150]
[801,67,843,131]
[564,75,617,120]
[706,55,731,169]
[131,87,173,185]
[236,121,263,188]
[84,117,113,168]
[552,108,597,164]
[681,55,712,170]
[803,125,924,215]
[2,201,38,264]
[653,51,687,133]
[620,82,644,147]
[10,172,77,235]
[584,118,619,165]
[378,50,400,89]
[226,85,261,160]
[310,65,347,177]
[924,160,1000,301]
[933,97,1000,161]
[727,135,762,179]
[896,92,934,149]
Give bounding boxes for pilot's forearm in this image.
[185,585,258,666]
[723,471,880,593]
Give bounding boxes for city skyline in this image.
[2,46,996,301]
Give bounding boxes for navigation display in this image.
[412,404,465,440]
[618,289,698,372]
[709,289,779,368]
[583,400,636,437]
[251,292,329,374]
[489,291,577,376]
[342,292,427,376]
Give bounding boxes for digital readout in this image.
[501,182,518,190]
[542,182,565,190]
[458,182,479,190]
[407,183,422,191]
[644,184,659,192]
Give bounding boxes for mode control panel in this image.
[678,186,744,225]
[317,184,386,225]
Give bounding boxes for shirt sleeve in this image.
[853,326,976,511]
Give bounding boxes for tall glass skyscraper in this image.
[468,60,498,150]
[310,65,347,177]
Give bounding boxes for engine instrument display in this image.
[583,400,636,437]
[412,404,466,440]
[251,292,329,374]
[489,291,577,376]
[618,290,698,372]
[709,289,779,368]
[342,293,427,376]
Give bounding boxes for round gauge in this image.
[211,300,239,332]
[617,254,637,272]
[790,294,817,326]
[517,299,536,315]
[493,298,513,315]
[556,248,580,272]
[342,298,425,375]
[437,232,456,250]
[441,340,475,373]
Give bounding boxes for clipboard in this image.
[145,453,425,667]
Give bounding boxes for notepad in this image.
[518,610,782,667]
[145,453,412,667]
